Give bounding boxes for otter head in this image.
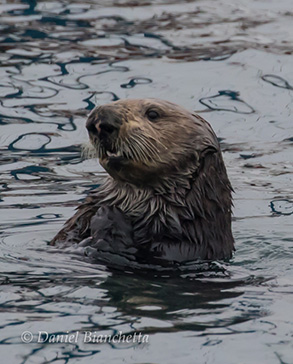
[86,98,219,187]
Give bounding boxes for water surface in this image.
[1,0,293,363]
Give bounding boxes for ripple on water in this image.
[270,199,293,216]
[199,90,255,114]
[1,0,293,363]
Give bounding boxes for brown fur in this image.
[51,99,234,263]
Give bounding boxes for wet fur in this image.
[51,99,234,263]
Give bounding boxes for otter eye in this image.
[146,110,160,121]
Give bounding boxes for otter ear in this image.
[201,144,218,157]
[191,114,219,157]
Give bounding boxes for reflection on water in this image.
[199,90,255,114]
[1,0,293,363]
[262,74,293,90]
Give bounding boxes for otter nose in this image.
[86,109,121,141]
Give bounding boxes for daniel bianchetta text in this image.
[21,330,149,344]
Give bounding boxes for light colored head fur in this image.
[52,99,234,262]
[86,98,219,189]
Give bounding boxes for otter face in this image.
[86,98,219,186]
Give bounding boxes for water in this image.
[1,0,293,363]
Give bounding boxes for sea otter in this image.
[51,99,234,265]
